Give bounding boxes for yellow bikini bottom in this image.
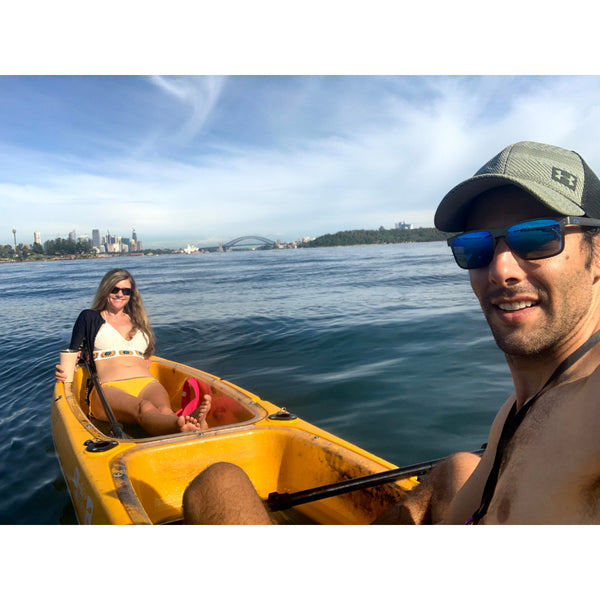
[101,376,158,397]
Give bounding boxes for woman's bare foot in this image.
[189,395,211,429]
[177,414,204,432]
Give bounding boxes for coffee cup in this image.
[59,350,78,383]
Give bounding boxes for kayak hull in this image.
[51,356,417,524]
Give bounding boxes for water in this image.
[0,243,514,524]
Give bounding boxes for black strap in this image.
[81,337,127,439]
[468,329,600,524]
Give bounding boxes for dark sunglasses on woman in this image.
[110,286,132,296]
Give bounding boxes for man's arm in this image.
[443,397,515,524]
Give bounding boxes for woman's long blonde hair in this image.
[91,268,156,357]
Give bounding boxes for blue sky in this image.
[2,3,599,249]
[4,75,600,248]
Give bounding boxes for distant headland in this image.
[300,227,447,248]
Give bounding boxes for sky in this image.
[2,4,600,249]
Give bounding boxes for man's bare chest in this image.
[484,381,600,524]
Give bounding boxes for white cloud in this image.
[148,75,227,144]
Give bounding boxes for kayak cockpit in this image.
[110,426,413,524]
[69,356,268,440]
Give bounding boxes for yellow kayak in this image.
[51,356,418,524]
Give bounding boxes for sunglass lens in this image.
[111,287,132,296]
[507,219,562,259]
[451,231,494,269]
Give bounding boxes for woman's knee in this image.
[138,383,172,413]
[136,396,171,420]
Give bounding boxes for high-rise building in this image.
[130,228,139,252]
[34,232,41,245]
[68,230,76,241]
[92,229,100,248]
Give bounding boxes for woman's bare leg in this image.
[91,382,207,435]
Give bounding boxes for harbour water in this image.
[0,242,514,524]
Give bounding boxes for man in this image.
[183,141,600,524]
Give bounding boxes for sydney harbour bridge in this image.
[197,235,277,252]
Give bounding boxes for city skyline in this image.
[12,226,140,244]
[10,225,143,253]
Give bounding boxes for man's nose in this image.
[488,238,526,285]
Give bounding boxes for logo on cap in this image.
[552,167,577,191]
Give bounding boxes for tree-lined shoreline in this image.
[299,227,448,248]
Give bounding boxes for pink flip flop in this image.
[176,378,202,417]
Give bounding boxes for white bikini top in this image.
[93,320,149,361]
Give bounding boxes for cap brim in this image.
[434,174,585,232]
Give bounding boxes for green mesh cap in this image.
[434,141,600,232]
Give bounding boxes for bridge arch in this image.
[223,236,276,250]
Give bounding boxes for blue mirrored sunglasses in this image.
[448,216,600,270]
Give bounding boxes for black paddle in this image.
[266,447,485,512]
[80,344,127,439]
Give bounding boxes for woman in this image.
[55,268,210,435]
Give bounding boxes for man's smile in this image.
[497,299,538,312]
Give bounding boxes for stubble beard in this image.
[481,280,594,359]
[487,317,557,357]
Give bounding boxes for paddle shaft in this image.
[81,348,126,439]
[266,448,485,512]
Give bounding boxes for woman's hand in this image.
[55,364,67,382]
